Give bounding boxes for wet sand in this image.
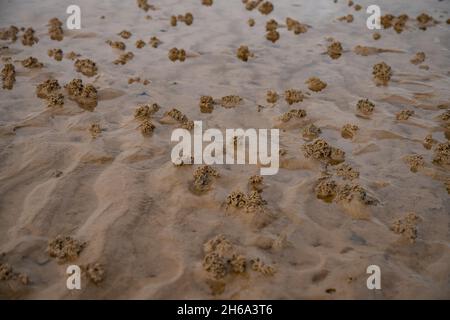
[0,0,449,299]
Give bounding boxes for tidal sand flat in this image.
[0,0,449,299]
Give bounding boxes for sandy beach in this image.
[0,0,449,299]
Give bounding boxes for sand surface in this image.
[0,0,449,299]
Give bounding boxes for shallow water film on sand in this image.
[0,0,449,299]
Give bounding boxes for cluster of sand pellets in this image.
[36,79,64,108]
[237,45,253,62]
[1,63,15,89]
[396,109,414,121]
[21,56,43,69]
[137,0,155,12]
[149,36,161,48]
[47,235,86,264]
[410,52,426,65]
[89,123,102,138]
[341,124,359,139]
[83,263,106,284]
[279,109,307,122]
[306,77,327,92]
[243,0,274,15]
[423,134,436,150]
[192,165,220,194]
[284,89,305,105]
[202,0,213,6]
[226,188,267,213]
[168,48,186,62]
[265,19,279,43]
[302,138,345,165]
[128,77,150,85]
[338,14,354,23]
[334,163,360,180]
[0,263,29,285]
[327,41,343,59]
[404,154,425,172]
[134,103,160,136]
[65,51,81,60]
[433,142,450,166]
[199,95,215,113]
[164,108,194,130]
[48,18,63,41]
[391,213,420,243]
[74,58,98,77]
[266,90,278,104]
[22,27,38,46]
[286,17,309,34]
[48,48,63,61]
[65,78,98,111]
[171,13,194,27]
[114,52,134,65]
[314,168,377,208]
[372,62,392,86]
[202,234,275,289]
[135,39,146,49]
[356,99,375,117]
[0,25,19,41]
[302,123,321,140]
[118,30,132,39]
[106,40,126,51]
[220,95,243,108]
